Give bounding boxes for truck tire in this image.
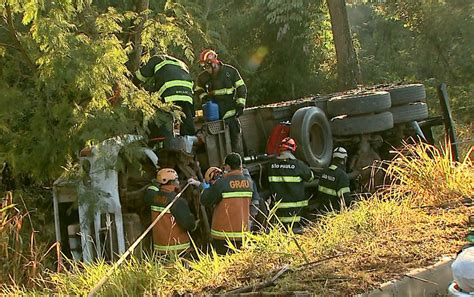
[390,102,429,124]
[290,107,333,169]
[327,91,391,117]
[331,112,394,136]
[386,84,426,106]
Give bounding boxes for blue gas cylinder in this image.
[202,101,219,121]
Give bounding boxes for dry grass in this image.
[384,141,473,207]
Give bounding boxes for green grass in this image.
[2,142,472,295]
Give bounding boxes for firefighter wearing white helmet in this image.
[316,147,352,212]
[144,168,198,254]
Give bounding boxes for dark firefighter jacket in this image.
[135,55,194,104]
[200,170,253,241]
[195,63,247,119]
[317,164,351,211]
[267,156,314,224]
[144,183,197,253]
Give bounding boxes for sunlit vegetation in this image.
[2,143,472,295]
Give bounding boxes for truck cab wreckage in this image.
[52,83,458,262]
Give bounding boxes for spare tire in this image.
[385,84,426,106]
[327,91,391,117]
[331,112,394,136]
[290,107,333,169]
[390,102,429,124]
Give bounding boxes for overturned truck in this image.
[53,83,457,262]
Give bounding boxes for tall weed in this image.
[384,142,473,207]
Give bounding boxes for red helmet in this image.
[279,137,297,153]
[199,49,219,66]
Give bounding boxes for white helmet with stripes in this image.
[333,147,348,160]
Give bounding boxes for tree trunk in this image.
[126,0,149,74]
[327,0,362,90]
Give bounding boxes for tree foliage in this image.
[0,0,191,181]
[0,0,472,184]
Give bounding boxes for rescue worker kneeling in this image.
[200,153,254,255]
[144,168,198,255]
[267,137,314,233]
[316,147,352,212]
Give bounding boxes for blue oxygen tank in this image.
[202,101,219,121]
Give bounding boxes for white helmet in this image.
[333,147,348,160]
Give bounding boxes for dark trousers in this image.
[148,110,174,140]
[224,116,243,154]
[212,238,242,255]
[174,101,196,136]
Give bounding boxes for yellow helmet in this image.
[204,166,222,183]
[156,168,178,185]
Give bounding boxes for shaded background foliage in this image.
[0,0,472,183]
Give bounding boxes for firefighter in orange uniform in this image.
[200,153,254,254]
[144,168,198,255]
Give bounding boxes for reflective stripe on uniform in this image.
[318,185,337,197]
[213,87,235,96]
[279,216,301,223]
[195,85,205,92]
[329,165,337,170]
[153,242,190,252]
[276,200,309,208]
[154,60,189,74]
[223,109,236,119]
[337,187,350,197]
[211,229,247,239]
[235,79,245,88]
[163,95,193,103]
[157,80,194,97]
[147,185,159,191]
[222,191,253,198]
[199,92,208,100]
[135,69,149,82]
[268,176,302,183]
[236,98,246,105]
[151,205,170,213]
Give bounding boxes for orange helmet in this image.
[204,166,223,183]
[199,49,219,66]
[279,137,297,153]
[156,168,178,185]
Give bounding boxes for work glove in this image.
[236,105,244,117]
[187,177,201,187]
[202,181,210,189]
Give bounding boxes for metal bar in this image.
[410,121,427,142]
[437,83,459,161]
[52,190,62,244]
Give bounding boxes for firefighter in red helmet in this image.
[195,49,247,154]
[267,137,314,233]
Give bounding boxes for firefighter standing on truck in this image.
[267,137,314,233]
[200,153,254,255]
[195,49,247,154]
[135,54,196,136]
[144,168,198,255]
[316,147,352,212]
